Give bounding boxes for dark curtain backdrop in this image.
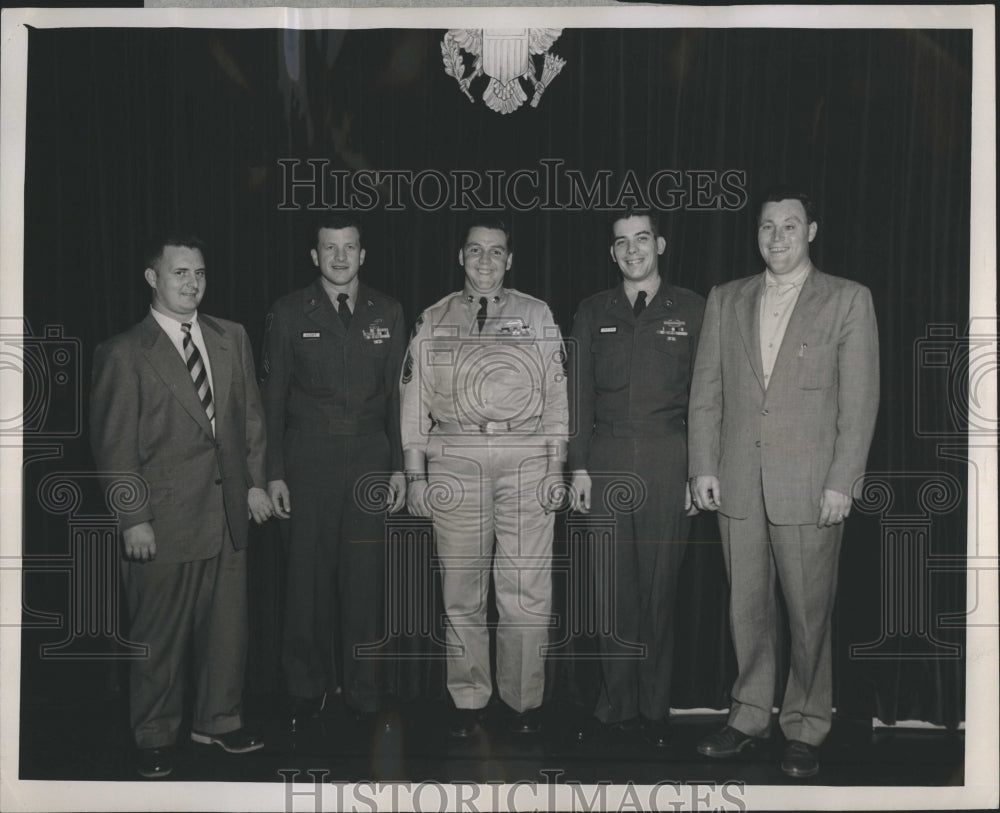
[21,27,969,730]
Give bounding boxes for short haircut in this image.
[311,212,365,248]
[463,215,512,253]
[144,233,207,270]
[609,206,661,243]
[758,185,818,225]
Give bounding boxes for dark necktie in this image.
[633,290,647,317]
[180,322,215,427]
[337,292,352,329]
[476,297,488,334]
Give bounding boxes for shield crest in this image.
[482,29,531,84]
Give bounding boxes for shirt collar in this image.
[319,277,360,305]
[150,305,198,333]
[764,263,811,289]
[462,288,506,305]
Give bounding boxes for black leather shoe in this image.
[572,714,602,742]
[507,707,542,736]
[288,693,326,732]
[781,740,820,778]
[449,707,484,739]
[641,715,672,748]
[696,725,762,758]
[190,728,264,753]
[136,746,174,778]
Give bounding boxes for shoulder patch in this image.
[401,348,414,385]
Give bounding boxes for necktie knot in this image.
[181,322,192,334]
[633,290,647,317]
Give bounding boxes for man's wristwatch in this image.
[405,473,427,484]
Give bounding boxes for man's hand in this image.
[267,479,291,519]
[248,487,273,524]
[406,479,432,518]
[387,472,406,513]
[684,481,699,516]
[691,475,721,512]
[123,522,156,562]
[570,470,592,513]
[818,488,852,528]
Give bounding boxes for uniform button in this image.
[215,442,222,450]
[761,409,769,415]
[755,441,761,447]
[214,478,223,485]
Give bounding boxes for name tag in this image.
[301,331,321,339]
[599,326,617,334]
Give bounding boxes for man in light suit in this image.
[688,187,879,778]
[90,235,272,778]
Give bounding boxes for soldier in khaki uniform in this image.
[401,217,568,738]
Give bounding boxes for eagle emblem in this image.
[441,28,567,115]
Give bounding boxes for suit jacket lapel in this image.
[734,274,765,390]
[140,314,214,437]
[200,315,231,421]
[771,268,827,380]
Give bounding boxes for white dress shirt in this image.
[759,264,811,387]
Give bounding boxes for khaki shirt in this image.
[400,288,569,451]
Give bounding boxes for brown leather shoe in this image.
[190,728,264,753]
[781,740,820,778]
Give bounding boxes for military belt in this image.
[434,417,543,435]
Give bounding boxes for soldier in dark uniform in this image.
[261,213,406,728]
[567,207,704,746]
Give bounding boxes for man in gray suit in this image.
[688,187,879,778]
[90,235,272,778]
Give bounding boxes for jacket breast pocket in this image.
[356,340,390,391]
[591,334,629,392]
[796,341,837,390]
[295,338,338,390]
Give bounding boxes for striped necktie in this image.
[181,322,215,427]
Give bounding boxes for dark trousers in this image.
[123,534,247,749]
[586,432,689,723]
[281,429,390,713]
